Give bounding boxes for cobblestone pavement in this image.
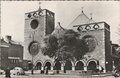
[0,74,117,78]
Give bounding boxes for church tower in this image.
[24,5,55,68]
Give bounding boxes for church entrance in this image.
[45,62,51,70]
[87,61,97,70]
[54,61,61,70]
[65,60,72,70]
[75,61,84,70]
[36,62,42,70]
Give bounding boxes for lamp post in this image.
[31,54,34,74]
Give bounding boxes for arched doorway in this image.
[87,61,97,70]
[45,62,51,70]
[65,60,72,70]
[54,61,61,70]
[36,62,42,70]
[75,61,84,70]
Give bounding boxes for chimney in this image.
[6,35,12,43]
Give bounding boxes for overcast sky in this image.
[1,1,120,44]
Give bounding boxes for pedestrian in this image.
[41,68,44,74]
[64,68,66,73]
[45,66,48,74]
[5,67,11,78]
[98,65,104,74]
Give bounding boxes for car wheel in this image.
[17,72,20,75]
[23,72,25,75]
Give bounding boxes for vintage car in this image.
[10,67,25,75]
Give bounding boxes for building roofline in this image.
[73,21,109,27]
[25,9,54,14]
[0,45,9,47]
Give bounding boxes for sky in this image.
[1,1,120,44]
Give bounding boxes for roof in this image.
[0,38,9,47]
[0,37,22,47]
[9,40,20,45]
[68,11,95,29]
[52,22,67,38]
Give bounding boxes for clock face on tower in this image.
[83,35,96,52]
[28,41,40,56]
[30,19,39,29]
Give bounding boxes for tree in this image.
[41,35,58,58]
[41,29,88,62]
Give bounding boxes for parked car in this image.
[0,69,5,75]
[10,67,25,75]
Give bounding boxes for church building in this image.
[24,6,113,73]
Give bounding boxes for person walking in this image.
[5,67,11,78]
[45,66,48,74]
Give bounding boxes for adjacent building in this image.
[0,36,23,69]
[0,38,9,70]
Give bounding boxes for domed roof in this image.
[68,11,95,29]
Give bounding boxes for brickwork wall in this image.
[8,44,23,60]
[24,16,45,60]
[24,9,55,66]
[104,25,112,71]
[79,29,106,70]
[1,47,9,70]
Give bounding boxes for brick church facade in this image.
[24,7,113,72]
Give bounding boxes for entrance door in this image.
[54,61,61,70]
[88,61,97,70]
[45,62,51,70]
[65,60,72,70]
[36,62,42,70]
[75,61,84,70]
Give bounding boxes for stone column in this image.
[72,66,75,71]
[51,66,53,70]
[61,64,64,70]
[84,66,87,71]
[41,66,44,70]
[61,66,64,71]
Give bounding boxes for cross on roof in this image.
[38,2,41,10]
[81,7,84,13]
[90,13,93,19]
